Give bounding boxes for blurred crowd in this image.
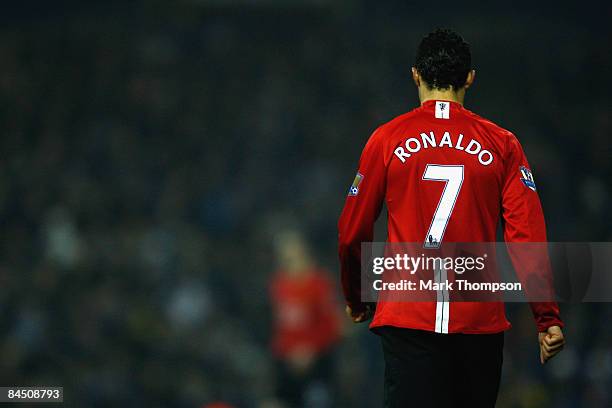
[0,1,610,407]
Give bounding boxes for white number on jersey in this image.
[422,164,464,248]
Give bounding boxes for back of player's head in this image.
[415,28,471,90]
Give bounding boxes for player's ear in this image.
[464,69,476,89]
[411,67,421,87]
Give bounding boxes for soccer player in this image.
[338,29,565,407]
[270,230,341,407]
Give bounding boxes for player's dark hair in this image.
[415,28,471,90]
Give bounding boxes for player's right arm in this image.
[338,127,387,320]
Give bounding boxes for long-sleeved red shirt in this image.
[338,100,563,334]
[270,268,341,357]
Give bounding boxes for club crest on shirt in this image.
[435,101,450,119]
[348,172,363,196]
[519,166,536,191]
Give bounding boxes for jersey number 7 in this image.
[422,164,464,248]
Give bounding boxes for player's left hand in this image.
[539,325,565,364]
[345,304,373,323]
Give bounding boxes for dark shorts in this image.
[275,350,335,408]
[374,326,504,408]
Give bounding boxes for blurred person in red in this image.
[269,230,342,408]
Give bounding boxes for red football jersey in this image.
[338,100,563,334]
[270,269,342,357]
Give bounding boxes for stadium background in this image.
[0,0,610,407]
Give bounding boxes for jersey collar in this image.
[421,99,464,109]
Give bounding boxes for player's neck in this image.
[419,88,465,106]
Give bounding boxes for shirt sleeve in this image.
[501,134,564,332]
[338,127,387,312]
